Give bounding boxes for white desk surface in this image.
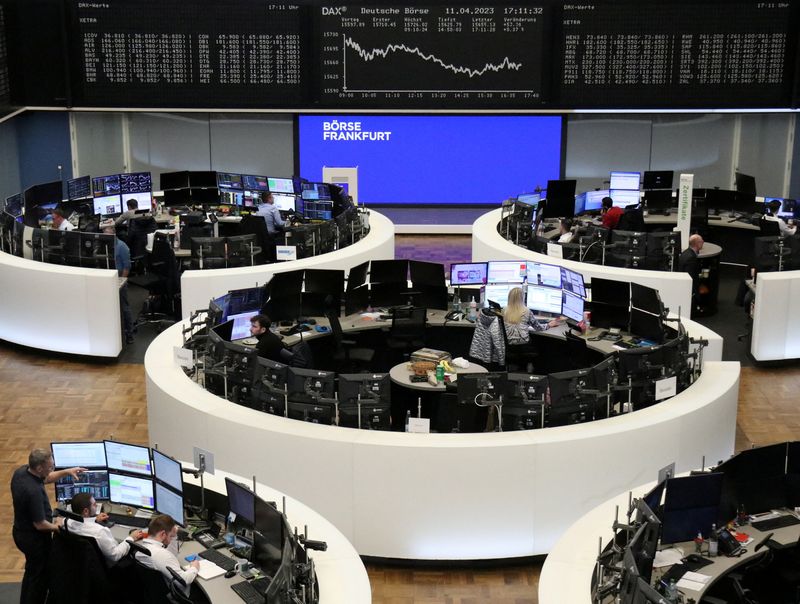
[389,360,487,391]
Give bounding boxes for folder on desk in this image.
[196,559,226,580]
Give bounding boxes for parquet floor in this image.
[0,234,798,603]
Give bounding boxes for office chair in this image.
[759,216,781,236]
[137,234,181,328]
[129,542,175,604]
[189,236,226,270]
[238,214,270,264]
[50,521,116,604]
[494,312,539,373]
[386,306,427,361]
[325,310,375,372]
[226,233,262,267]
[564,331,592,369]
[127,216,157,274]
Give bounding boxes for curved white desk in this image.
[180,467,371,603]
[147,319,737,561]
[473,209,694,319]
[0,249,122,357]
[180,211,395,319]
[750,270,800,361]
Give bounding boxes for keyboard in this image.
[106,513,150,528]
[751,514,800,531]
[198,548,237,572]
[231,577,271,604]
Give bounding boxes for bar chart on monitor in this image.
[318,4,548,107]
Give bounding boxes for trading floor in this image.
[0,235,798,603]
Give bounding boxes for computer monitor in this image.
[545,179,577,202]
[456,373,507,410]
[4,193,23,218]
[450,262,488,286]
[93,174,120,197]
[338,373,389,406]
[631,284,663,317]
[630,308,665,344]
[304,268,345,296]
[347,261,369,291]
[583,190,608,212]
[642,480,667,517]
[561,291,584,323]
[104,440,152,476]
[267,177,295,194]
[211,319,234,343]
[287,368,336,404]
[409,260,446,288]
[590,278,630,307]
[525,261,561,288]
[253,496,285,572]
[242,174,269,191]
[573,193,586,216]
[504,374,547,405]
[735,172,756,195]
[271,193,296,212]
[660,473,724,544]
[540,196,576,219]
[217,172,243,190]
[265,270,303,322]
[611,231,648,256]
[643,189,674,212]
[610,189,642,208]
[517,192,541,207]
[547,368,599,426]
[67,176,92,200]
[487,260,526,284]
[93,194,123,216]
[525,284,562,314]
[370,259,408,284]
[120,171,151,194]
[51,441,107,468]
[719,442,789,521]
[484,283,515,308]
[642,171,674,190]
[55,470,110,502]
[225,287,266,320]
[286,401,335,424]
[610,171,641,191]
[765,197,796,219]
[560,268,586,298]
[108,472,155,509]
[152,449,183,494]
[225,477,256,525]
[160,171,190,190]
[219,189,244,206]
[154,482,184,526]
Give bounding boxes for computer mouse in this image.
[224,569,237,579]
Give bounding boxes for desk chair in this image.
[129,542,178,604]
[494,313,539,373]
[238,214,270,264]
[386,306,427,361]
[226,233,262,267]
[325,310,375,372]
[137,233,181,328]
[564,331,591,369]
[127,216,157,275]
[189,236,226,270]
[759,216,781,237]
[50,520,116,604]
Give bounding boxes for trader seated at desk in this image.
[255,191,286,236]
[51,207,75,232]
[557,218,576,243]
[764,199,797,237]
[135,514,204,602]
[250,313,289,363]
[504,287,563,345]
[600,196,623,230]
[68,492,144,565]
[115,198,142,228]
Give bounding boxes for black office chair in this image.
[759,216,781,236]
[494,312,539,373]
[50,520,117,604]
[127,216,158,274]
[386,306,427,361]
[137,234,181,328]
[564,331,591,369]
[128,542,175,604]
[325,310,375,372]
[238,214,270,264]
[226,233,262,267]
[190,236,226,270]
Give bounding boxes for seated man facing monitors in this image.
[764,199,797,237]
[69,492,144,564]
[601,196,623,230]
[504,286,563,345]
[115,198,139,227]
[679,234,705,311]
[101,219,135,345]
[558,218,575,243]
[51,207,74,231]
[250,313,288,363]
[135,514,202,601]
[255,191,286,235]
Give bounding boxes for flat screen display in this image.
[229,311,259,341]
[610,189,641,208]
[225,477,255,524]
[526,262,561,288]
[487,260,526,284]
[610,171,641,191]
[93,194,123,215]
[120,192,152,211]
[67,176,92,200]
[584,190,608,211]
[92,175,120,196]
[450,263,487,286]
[272,193,296,212]
[152,449,183,493]
[217,172,243,190]
[243,174,269,191]
[119,172,152,193]
[104,441,152,476]
[526,284,562,315]
[51,442,107,468]
[109,472,154,509]
[562,291,585,322]
[155,482,184,525]
[55,470,110,502]
[299,115,562,205]
[484,283,514,308]
[561,268,586,298]
[267,177,295,194]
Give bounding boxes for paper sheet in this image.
[196,559,226,580]
[653,548,683,568]
[676,578,706,592]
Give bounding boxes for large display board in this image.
[5,0,800,109]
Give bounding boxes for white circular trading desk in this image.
[180,467,371,603]
[0,249,122,357]
[472,209,694,319]
[389,360,487,391]
[147,318,738,561]
[180,211,395,319]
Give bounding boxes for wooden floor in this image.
[0,235,799,602]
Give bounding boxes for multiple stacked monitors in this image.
[108,472,155,509]
[610,171,641,191]
[104,441,152,476]
[67,175,91,200]
[152,449,184,525]
[91,172,152,215]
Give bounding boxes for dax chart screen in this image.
[317,4,550,107]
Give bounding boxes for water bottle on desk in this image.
[468,296,477,320]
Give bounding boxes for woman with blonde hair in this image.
[503,287,563,345]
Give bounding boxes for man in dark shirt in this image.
[601,196,624,230]
[11,448,86,604]
[250,313,288,363]
[679,234,705,312]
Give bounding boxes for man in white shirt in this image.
[135,514,201,600]
[68,492,144,564]
[52,208,74,231]
[764,199,797,237]
[557,218,575,243]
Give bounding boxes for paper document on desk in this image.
[134,509,153,519]
[196,559,226,580]
[677,578,707,592]
[653,548,683,568]
[682,571,711,584]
